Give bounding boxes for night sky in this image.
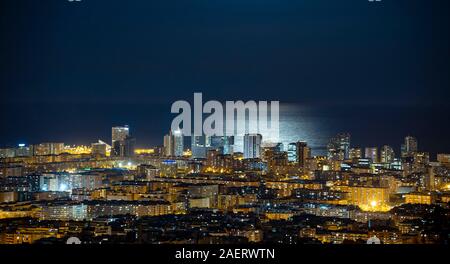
[1,0,449,152]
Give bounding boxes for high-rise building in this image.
[164,133,173,157]
[327,133,350,161]
[297,141,310,168]
[112,140,123,157]
[349,148,362,159]
[112,136,135,157]
[287,143,297,163]
[365,147,378,163]
[425,165,437,191]
[243,134,262,159]
[123,136,136,157]
[380,145,395,163]
[111,126,129,146]
[401,136,418,157]
[164,130,183,157]
[287,141,310,167]
[111,126,134,157]
[191,135,207,158]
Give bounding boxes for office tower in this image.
[380,145,395,163]
[111,125,134,157]
[112,136,135,157]
[173,130,183,157]
[191,135,207,158]
[287,143,297,163]
[401,136,418,157]
[164,133,173,157]
[365,147,379,163]
[112,139,121,157]
[122,136,136,157]
[91,142,107,156]
[327,133,350,161]
[243,134,262,159]
[349,148,362,159]
[297,141,310,168]
[425,165,436,191]
[111,125,129,146]
[287,141,310,167]
[164,130,183,157]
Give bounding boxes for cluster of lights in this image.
[64,145,92,154]
[134,148,155,155]
[203,167,232,174]
[359,201,391,212]
[183,149,192,157]
[117,161,136,169]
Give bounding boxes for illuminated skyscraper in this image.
[380,145,395,163]
[425,164,437,191]
[111,126,135,157]
[112,136,135,157]
[287,141,310,167]
[112,125,129,146]
[243,134,262,159]
[327,133,350,161]
[164,130,183,157]
[297,141,310,168]
[191,135,207,158]
[123,136,136,157]
[401,136,418,157]
[365,147,378,163]
[287,143,297,163]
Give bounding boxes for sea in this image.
[1,102,449,159]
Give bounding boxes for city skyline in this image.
[1,122,449,244]
[0,123,446,169]
[1,0,450,247]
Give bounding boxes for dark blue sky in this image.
[1,0,450,151]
